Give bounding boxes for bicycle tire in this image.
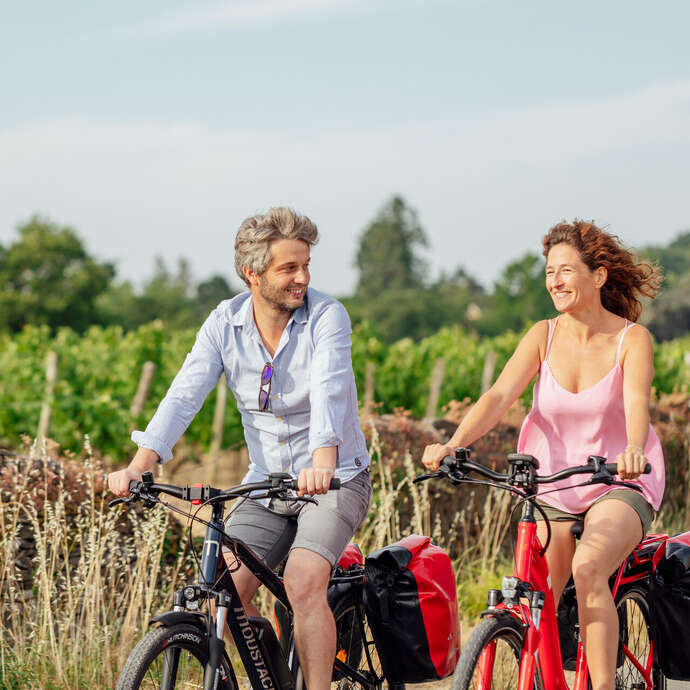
[614,584,666,690]
[294,592,405,690]
[115,623,237,690]
[452,614,543,690]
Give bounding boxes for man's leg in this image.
[283,547,335,690]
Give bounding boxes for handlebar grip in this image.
[286,478,341,491]
[604,462,652,476]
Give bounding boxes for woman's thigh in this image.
[575,499,643,580]
[537,519,577,604]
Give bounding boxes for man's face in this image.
[256,238,311,313]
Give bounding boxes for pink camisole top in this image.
[517,318,665,513]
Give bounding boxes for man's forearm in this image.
[312,446,337,471]
[129,447,160,474]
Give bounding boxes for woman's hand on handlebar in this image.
[422,443,458,472]
[616,444,648,481]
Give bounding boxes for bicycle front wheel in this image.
[615,584,665,690]
[116,623,237,690]
[452,615,543,690]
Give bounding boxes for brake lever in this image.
[609,480,644,492]
[108,497,130,508]
[413,471,442,484]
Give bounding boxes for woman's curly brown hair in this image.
[542,220,662,322]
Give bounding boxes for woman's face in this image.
[545,242,605,313]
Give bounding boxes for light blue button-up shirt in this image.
[131,288,369,484]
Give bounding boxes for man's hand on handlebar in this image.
[297,467,335,496]
[108,467,142,497]
[421,443,458,472]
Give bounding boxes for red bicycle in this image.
[417,448,667,690]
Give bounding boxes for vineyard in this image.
[0,321,689,461]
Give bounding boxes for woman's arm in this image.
[618,325,655,480]
[421,321,547,470]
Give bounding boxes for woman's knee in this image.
[571,550,609,593]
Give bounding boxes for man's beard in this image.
[258,275,304,314]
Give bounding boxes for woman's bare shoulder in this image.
[621,322,654,365]
[519,320,551,361]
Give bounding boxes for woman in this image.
[422,220,664,690]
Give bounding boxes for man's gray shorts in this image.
[223,469,371,568]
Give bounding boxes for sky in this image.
[1,0,689,295]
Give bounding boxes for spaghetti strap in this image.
[615,320,636,365]
[545,318,558,359]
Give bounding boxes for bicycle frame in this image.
[171,498,296,690]
[162,494,380,690]
[482,505,667,690]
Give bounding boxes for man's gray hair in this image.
[234,207,319,286]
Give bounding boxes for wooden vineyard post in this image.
[35,351,58,455]
[130,361,157,416]
[424,357,446,421]
[481,350,497,395]
[207,373,228,484]
[363,361,375,417]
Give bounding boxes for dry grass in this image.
[0,451,191,688]
[0,433,515,688]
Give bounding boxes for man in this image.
[108,207,371,690]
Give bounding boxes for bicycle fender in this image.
[479,606,523,623]
[149,611,207,629]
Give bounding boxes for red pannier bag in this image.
[363,535,461,683]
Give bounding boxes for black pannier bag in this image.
[363,535,461,684]
[649,532,690,680]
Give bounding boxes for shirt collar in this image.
[228,290,310,327]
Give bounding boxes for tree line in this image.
[1,199,689,341]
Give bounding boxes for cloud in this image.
[2,80,689,293]
[128,0,365,36]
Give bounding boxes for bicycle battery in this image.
[248,616,295,690]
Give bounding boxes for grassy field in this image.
[0,429,517,689]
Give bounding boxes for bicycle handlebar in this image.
[416,449,651,492]
[109,472,340,508]
[438,455,651,485]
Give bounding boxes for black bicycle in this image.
[112,471,399,690]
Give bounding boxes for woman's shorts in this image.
[536,489,654,538]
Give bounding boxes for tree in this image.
[640,231,690,287]
[0,216,115,332]
[97,258,236,331]
[196,275,234,319]
[355,196,429,298]
[478,253,554,335]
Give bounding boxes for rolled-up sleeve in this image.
[131,310,225,462]
[308,302,354,456]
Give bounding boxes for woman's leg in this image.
[536,519,577,607]
[571,499,643,690]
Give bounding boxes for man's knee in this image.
[283,548,331,610]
